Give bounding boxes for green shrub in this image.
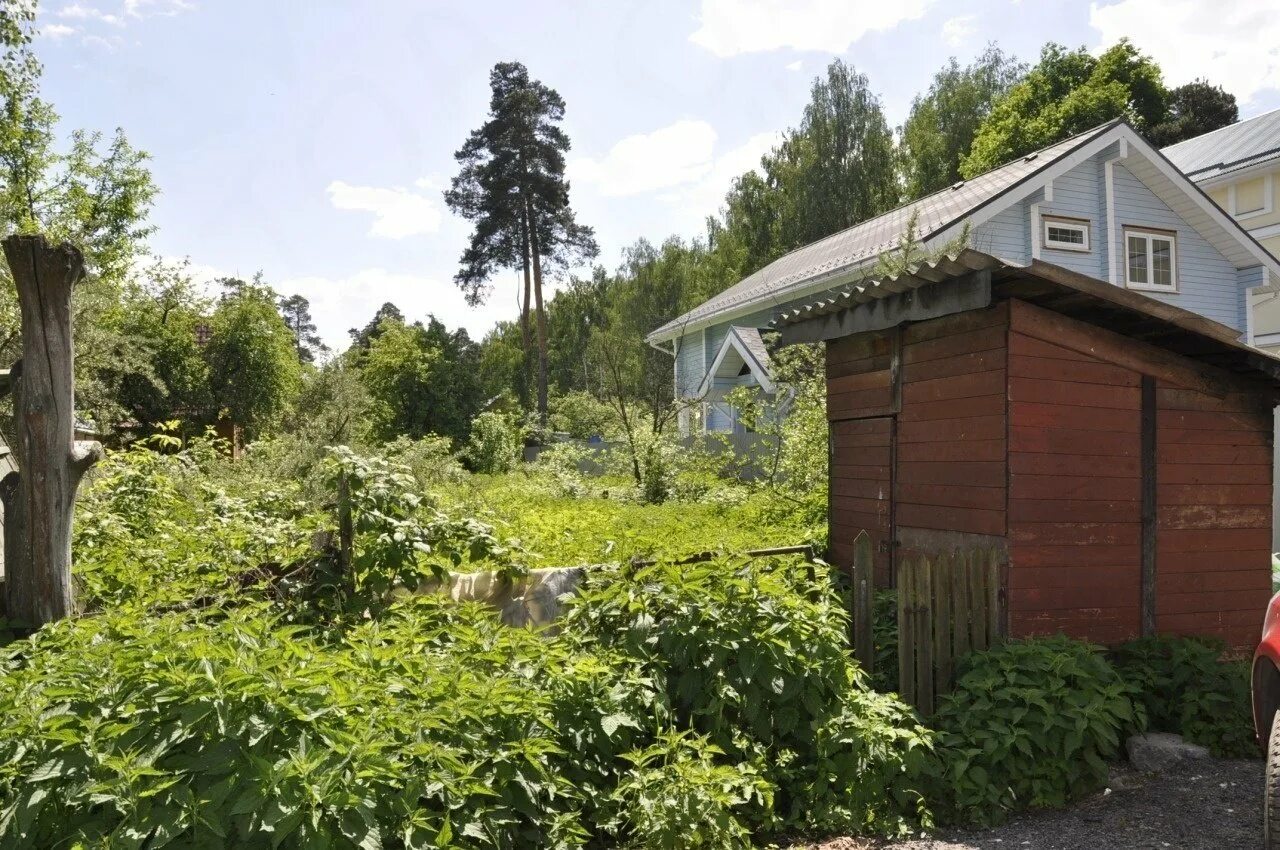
[929,636,1145,826]
[465,411,523,474]
[608,730,771,848]
[561,556,934,837]
[1111,635,1257,758]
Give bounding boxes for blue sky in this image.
[34,0,1280,351]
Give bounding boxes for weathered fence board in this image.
[850,531,874,672]
[896,547,1005,714]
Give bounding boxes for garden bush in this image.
[927,636,1145,826]
[561,556,934,838]
[1110,635,1257,758]
[464,411,523,474]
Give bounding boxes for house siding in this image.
[1112,163,1242,329]
[1038,154,1106,280]
[972,203,1029,264]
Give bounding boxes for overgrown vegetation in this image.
[0,429,1263,847]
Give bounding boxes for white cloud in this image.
[57,3,123,25]
[42,22,77,39]
[689,0,933,57]
[663,130,780,220]
[941,15,975,47]
[1089,0,1280,104]
[276,268,515,353]
[81,32,123,50]
[570,119,719,197]
[785,59,802,72]
[124,0,194,16]
[326,179,443,240]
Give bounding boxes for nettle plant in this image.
[324,446,527,594]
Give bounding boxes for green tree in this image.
[720,59,897,271]
[445,61,598,421]
[962,40,1166,176]
[113,258,211,428]
[203,276,302,437]
[277,293,326,363]
[0,1,157,427]
[359,316,436,441]
[900,46,1026,199]
[348,302,404,351]
[1148,80,1238,147]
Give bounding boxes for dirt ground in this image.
[789,758,1262,850]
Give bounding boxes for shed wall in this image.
[1006,308,1144,644]
[1005,300,1273,648]
[1155,383,1273,647]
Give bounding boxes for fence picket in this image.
[934,552,952,694]
[893,546,1005,714]
[851,531,874,673]
[915,555,934,716]
[898,557,914,708]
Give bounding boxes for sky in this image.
[33,0,1280,352]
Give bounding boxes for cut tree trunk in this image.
[0,234,102,626]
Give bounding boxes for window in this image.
[1043,217,1090,252]
[1124,228,1177,292]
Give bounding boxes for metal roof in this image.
[774,249,1280,391]
[647,121,1120,342]
[1162,108,1280,182]
[731,326,770,372]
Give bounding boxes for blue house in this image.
[647,119,1280,434]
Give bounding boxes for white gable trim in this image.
[696,327,776,397]
[933,124,1280,284]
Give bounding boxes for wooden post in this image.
[337,469,353,592]
[851,530,874,673]
[0,235,102,626]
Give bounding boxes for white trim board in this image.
[696,327,776,397]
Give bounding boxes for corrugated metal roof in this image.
[648,121,1119,342]
[1162,108,1280,181]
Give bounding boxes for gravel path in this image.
[792,758,1262,850]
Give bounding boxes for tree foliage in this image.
[203,276,303,436]
[900,46,1026,199]
[962,40,1166,176]
[446,61,598,420]
[277,293,326,364]
[1147,79,1239,147]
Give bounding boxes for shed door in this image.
[829,416,895,586]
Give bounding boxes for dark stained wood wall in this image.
[898,304,1009,540]
[827,332,895,582]
[1006,299,1273,648]
[1155,384,1273,648]
[1007,302,1143,644]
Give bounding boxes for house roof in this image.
[775,249,1280,393]
[1162,108,1280,182]
[696,326,775,397]
[647,121,1121,343]
[650,118,1280,345]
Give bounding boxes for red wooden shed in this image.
[777,250,1280,650]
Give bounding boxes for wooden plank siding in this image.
[897,304,1009,541]
[1154,381,1273,647]
[829,417,894,584]
[1007,301,1143,644]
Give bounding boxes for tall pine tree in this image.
[445,61,597,421]
[278,293,326,363]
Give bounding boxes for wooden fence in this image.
[849,531,1004,715]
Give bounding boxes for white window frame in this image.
[1123,227,1178,293]
[1042,216,1091,253]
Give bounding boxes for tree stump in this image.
[0,234,102,626]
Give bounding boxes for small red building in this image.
[779,251,1280,649]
